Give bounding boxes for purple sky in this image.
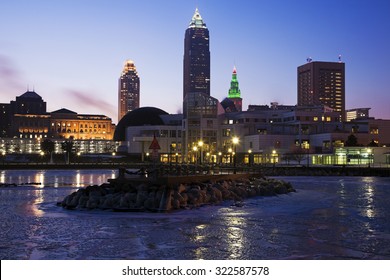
[1,0,389,123]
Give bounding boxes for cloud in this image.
[64,88,116,120]
[0,53,25,92]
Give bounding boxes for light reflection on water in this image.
[362,177,376,218]
[0,169,117,188]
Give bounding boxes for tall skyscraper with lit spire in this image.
[182,8,218,163]
[183,8,210,100]
[228,66,242,111]
[118,60,140,122]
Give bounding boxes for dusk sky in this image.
[1,0,389,124]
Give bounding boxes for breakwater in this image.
[59,174,295,212]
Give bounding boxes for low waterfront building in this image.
[0,90,117,158]
[113,103,390,166]
[311,146,390,166]
[114,107,183,162]
[0,138,118,157]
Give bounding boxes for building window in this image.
[370,128,379,134]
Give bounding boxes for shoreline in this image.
[1,163,390,177]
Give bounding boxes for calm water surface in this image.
[1,169,390,260]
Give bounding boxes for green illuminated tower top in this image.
[228,66,241,98]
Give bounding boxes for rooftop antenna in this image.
[338,54,342,63]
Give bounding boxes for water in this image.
[1,170,390,260]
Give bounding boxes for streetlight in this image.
[193,146,198,164]
[218,152,222,164]
[367,148,372,167]
[272,149,277,167]
[248,149,252,166]
[198,140,203,165]
[232,136,239,174]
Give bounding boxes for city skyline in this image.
[1,0,390,124]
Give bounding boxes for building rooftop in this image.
[51,108,77,115]
[188,8,207,29]
[18,91,42,99]
[114,107,169,141]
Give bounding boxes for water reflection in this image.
[337,178,349,216]
[193,224,208,259]
[76,172,82,187]
[0,169,118,188]
[35,172,45,188]
[222,212,247,259]
[31,189,45,217]
[0,171,5,184]
[362,177,376,218]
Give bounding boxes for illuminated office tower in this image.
[183,8,210,100]
[118,60,140,122]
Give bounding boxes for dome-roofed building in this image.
[113,107,183,162]
[114,107,169,141]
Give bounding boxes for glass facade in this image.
[183,92,218,163]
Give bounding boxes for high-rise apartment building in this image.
[118,60,140,122]
[297,61,345,120]
[183,8,210,100]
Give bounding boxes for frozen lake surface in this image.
[1,169,390,259]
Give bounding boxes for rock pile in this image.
[59,177,295,212]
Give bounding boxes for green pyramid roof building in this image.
[228,66,241,98]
